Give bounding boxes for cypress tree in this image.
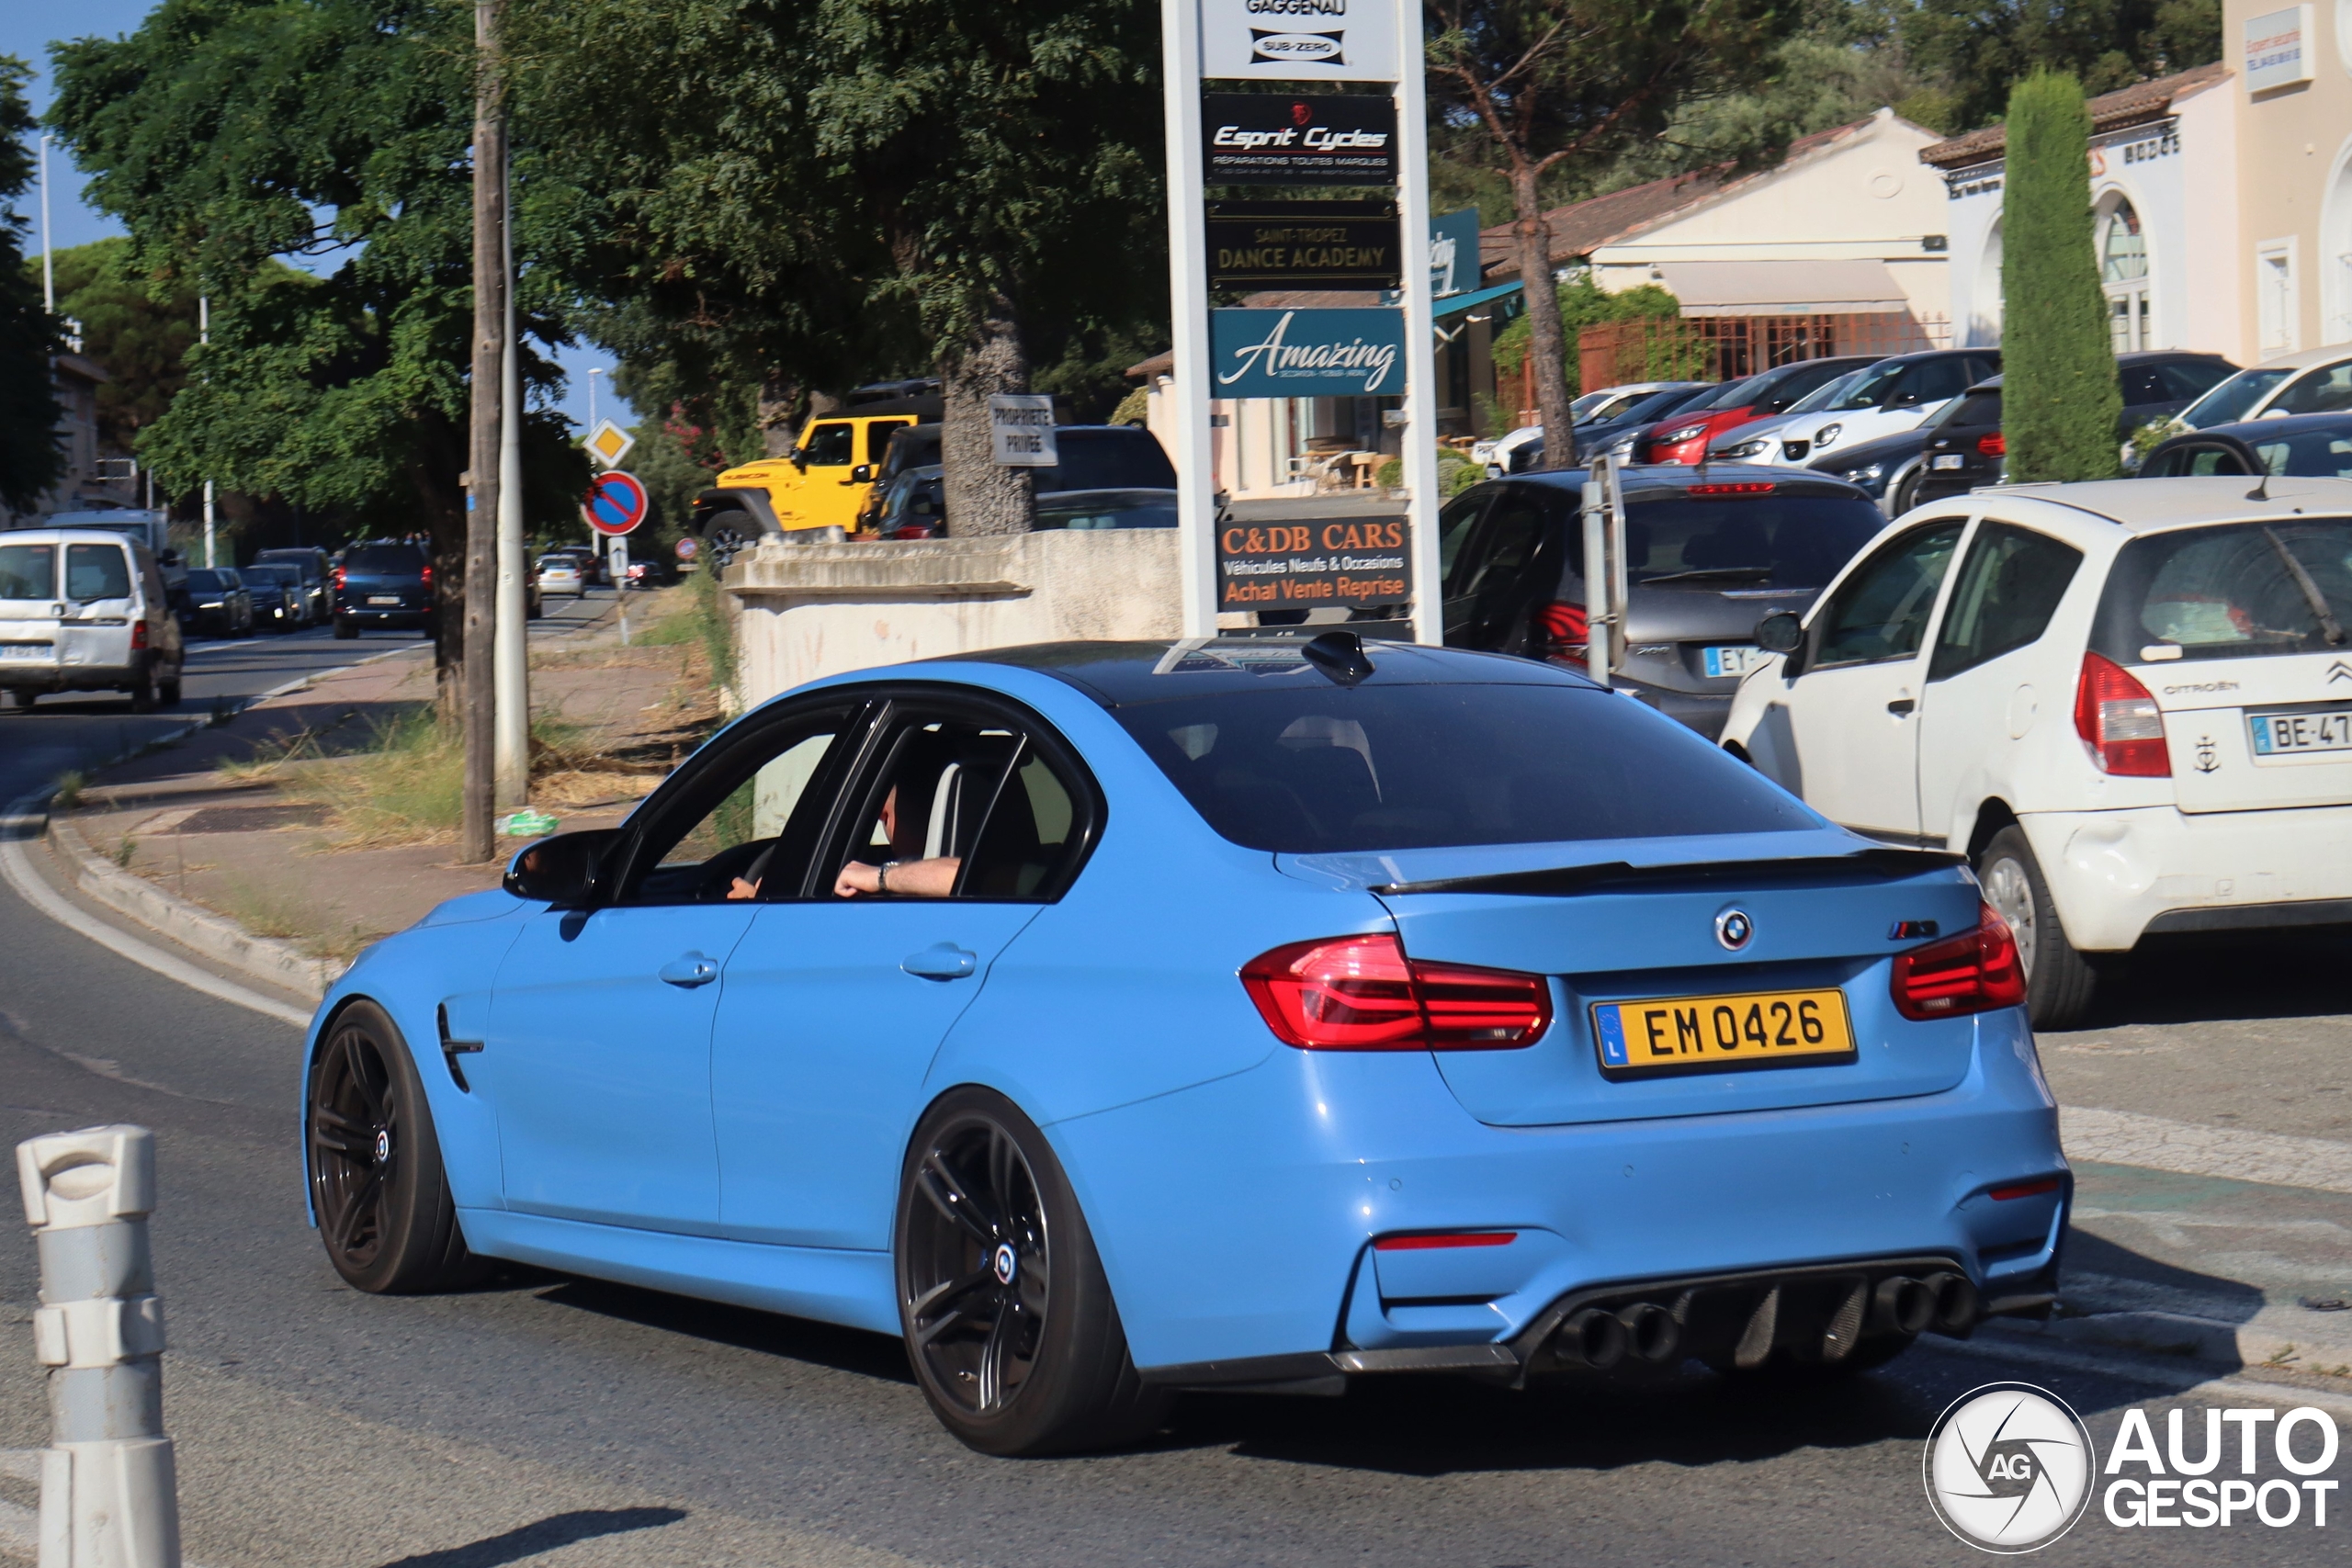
[2002,70,2121,483]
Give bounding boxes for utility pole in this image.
[199,298,215,570]
[463,0,507,863]
[39,135,54,313]
[492,174,529,809]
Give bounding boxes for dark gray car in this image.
[1432,467,1887,738]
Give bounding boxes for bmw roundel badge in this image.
[1715,909,1755,951]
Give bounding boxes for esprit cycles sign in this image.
[1218,516,1410,613]
[1203,94,1396,184]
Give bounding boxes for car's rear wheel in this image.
[1889,466,1923,515]
[1,689,29,712]
[158,671,182,708]
[895,1089,1166,1455]
[126,663,157,713]
[307,1000,486,1294]
[1978,826,2097,1030]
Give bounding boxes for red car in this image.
[1637,356,1880,465]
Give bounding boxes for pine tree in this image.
[2001,70,2120,483]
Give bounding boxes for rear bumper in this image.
[2022,805,2352,951]
[336,600,434,627]
[0,655,152,693]
[1057,1010,2065,1375]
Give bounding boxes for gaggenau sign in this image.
[1200,0,1401,82]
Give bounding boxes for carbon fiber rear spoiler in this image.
[1370,846,1967,897]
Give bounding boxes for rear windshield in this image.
[1038,430,1178,493]
[1614,494,1885,589]
[1112,683,1817,853]
[1826,359,1910,410]
[2236,425,2352,478]
[2183,367,2291,428]
[2267,363,2352,418]
[2094,519,2352,663]
[1679,378,1755,413]
[1034,492,1177,530]
[185,570,232,592]
[1944,391,2001,427]
[345,545,426,573]
[66,543,132,601]
[243,563,292,581]
[0,543,53,600]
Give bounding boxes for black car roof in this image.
[933,637,1597,706]
[2188,411,2352,441]
[1504,466,1871,502]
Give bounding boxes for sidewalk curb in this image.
[1981,1310,2352,1380]
[48,810,339,1003]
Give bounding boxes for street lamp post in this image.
[199,297,215,570]
[39,134,54,314]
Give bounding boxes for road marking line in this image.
[2065,1105,2352,1196]
[0,790,312,1031]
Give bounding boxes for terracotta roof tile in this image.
[1919,61,2231,170]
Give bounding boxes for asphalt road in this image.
[0,610,2345,1567]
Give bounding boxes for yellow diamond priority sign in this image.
[584,418,635,469]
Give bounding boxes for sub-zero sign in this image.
[1200,0,1400,82]
[1204,95,1396,185]
[1218,517,1412,612]
[1207,201,1399,288]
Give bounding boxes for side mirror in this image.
[503,829,620,906]
[158,549,181,567]
[850,464,874,483]
[789,449,808,470]
[1755,609,1804,656]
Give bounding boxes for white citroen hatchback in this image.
[1720,476,2352,1027]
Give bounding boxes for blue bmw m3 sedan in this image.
[302,633,2067,1454]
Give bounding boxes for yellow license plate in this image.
[1592,987,1856,1077]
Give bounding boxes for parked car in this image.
[178,568,255,637]
[254,547,333,622]
[856,423,944,534]
[694,392,941,558]
[238,561,311,630]
[1809,425,1937,512]
[1032,489,1178,530]
[874,465,947,538]
[1510,383,1719,471]
[0,528,186,711]
[549,545,605,587]
[537,554,585,596]
[1635,356,1882,466]
[1431,466,1888,738]
[302,634,2060,1456]
[2139,411,2352,479]
[1772,349,2003,466]
[1911,352,2240,508]
[1475,382,1714,476]
[2168,344,2352,434]
[1034,426,1178,496]
[334,540,436,638]
[1721,475,2352,1027]
[1704,365,1881,466]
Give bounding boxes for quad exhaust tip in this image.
[1559,1308,1629,1370]
[1874,1271,1978,1337]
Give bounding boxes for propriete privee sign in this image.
[1200,0,1400,82]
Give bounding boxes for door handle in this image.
[901,943,978,981]
[659,952,720,987]
[1886,698,1916,716]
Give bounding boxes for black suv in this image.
[1430,466,1885,738]
[254,547,333,622]
[334,541,436,638]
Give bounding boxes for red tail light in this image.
[333,565,346,590]
[2074,651,2169,775]
[1240,933,1552,1051]
[130,620,148,650]
[1374,1232,1518,1251]
[1891,904,2027,1020]
[1988,1177,2062,1201]
[1684,481,1776,496]
[419,562,434,591]
[1977,432,2007,457]
[1535,601,1589,660]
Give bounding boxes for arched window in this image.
[2098,197,2151,351]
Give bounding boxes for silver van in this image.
[0,528,187,711]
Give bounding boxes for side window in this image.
[1809,523,1964,669]
[624,705,865,904]
[1928,524,2085,680]
[867,421,910,463]
[66,544,133,602]
[824,705,1096,902]
[1437,490,1491,593]
[1464,492,1545,620]
[1887,358,1971,409]
[2120,365,2170,405]
[801,422,857,467]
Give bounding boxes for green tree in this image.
[1904,0,2220,131]
[0,57,62,514]
[1426,0,1801,470]
[40,238,198,457]
[2000,70,2120,484]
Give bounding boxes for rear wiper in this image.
[1638,567,1774,584]
[2262,526,2348,646]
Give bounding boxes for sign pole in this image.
[1163,0,1219,639]
[1394,1,1442,647]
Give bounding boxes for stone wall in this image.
[725,530,1183,705]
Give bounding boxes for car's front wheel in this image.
[307,1000,486,1294]
[1977,826,2098,1029]
[895,1089,1166,1455]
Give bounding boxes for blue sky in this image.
[6,1,635,434]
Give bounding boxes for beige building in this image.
[2228,0,2352,354]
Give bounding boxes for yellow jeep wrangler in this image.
[691,397,934,563]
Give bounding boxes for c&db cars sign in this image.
[1219,515,1411,613]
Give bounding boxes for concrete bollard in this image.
[16,1125,183,1568]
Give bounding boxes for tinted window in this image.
[0,544,53,600]
[2120,365,2170,404]
[887,427,942,474]
[1464,492,1546,619]
[1437,489,1490,591]
[1827,360,1909,410]
[2249,427,2352,478]
[1037,429,1178,492]
[1887,357,1973,407]
[2182,367,2291,428]
[65,543,132,602]
[1680,378,1757,413]
[2093,519,2352,663]
[2158,360,2233,400]
[1114,684,1817,853]
[867,420,911,463]
[183,570,232,592]
[1812,523,1963,667]
[1033,493,1178,530]
[1928,524,2084,680]
[2145,441,2254,477]
[1613,386,1711,424]
[1620,494,1884,589]
[1944,392,2002,427]
[962,750,1085,897]
[1751,358,1865,412]
[802,423,857,466]
[345,545,426,574]
[2268,362,2352,417]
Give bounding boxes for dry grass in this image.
[212,875,377,961]
[51,770,85,812]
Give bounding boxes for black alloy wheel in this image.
[896,1089,1165,1455]
[702,509,758,571]
[306,1000,484,1293]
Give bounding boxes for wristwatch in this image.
[877,861,897,893]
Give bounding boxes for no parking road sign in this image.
[583,469,649,536]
